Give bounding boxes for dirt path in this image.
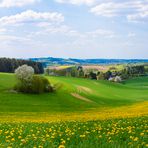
[71,93,94,103]
[76,85,93,94]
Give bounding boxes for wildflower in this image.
[58,145,65,148]
[4,131,9,134]
[140,133,144,136]
[133,137,138,141]
[61,140,66,145]
[11,138,15,142]
[80,135,86,138]
[6,140,10,143]
[18,136,22,139]
[46,134,49,138]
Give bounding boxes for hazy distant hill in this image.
[30,57,148,67]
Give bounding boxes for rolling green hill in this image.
[0,73,148,113]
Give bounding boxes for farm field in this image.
[0,73,148,147]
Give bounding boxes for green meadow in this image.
[0,73,148,147]
[0,73,148,113]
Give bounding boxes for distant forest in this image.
[31,57,148,66]
[0,58,44,74]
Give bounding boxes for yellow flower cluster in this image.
[0,101,147,123]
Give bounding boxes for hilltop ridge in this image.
[30,57,148,67]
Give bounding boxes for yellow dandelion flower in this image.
[4,131,9,134]
[133,137,138,141]
[11,138,15,142]
[140,133,144,136]
[46,134,49,138]
[61,140,66,145]
[80,135,86,138]
[6,140,10,143]
[58,145,65,148]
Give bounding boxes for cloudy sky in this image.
[0,0,148,59]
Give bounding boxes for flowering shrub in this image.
[14,65,53,94]
[15,64,34,82]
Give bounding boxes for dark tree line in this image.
[0,58,44,74]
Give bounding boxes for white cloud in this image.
[0,0,39,8]
[37,25,71,34]
[0,10,65,45]
[0,10,64,26]
[0,34,30,42]
[90,1,148,22]
[90,2,125,17]
[30,24,115,39]
[37,22,52,27]
[127,11,148,22]
[127,1,148,22]
[55,0,96,6]
[87,29,115,38]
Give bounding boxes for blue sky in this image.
[0,0,148,59]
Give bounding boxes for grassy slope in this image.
[0,73,148,113]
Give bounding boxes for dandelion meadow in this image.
[0,116,147,148]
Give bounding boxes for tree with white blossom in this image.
[15,64,34,82]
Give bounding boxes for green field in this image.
[0,73,148,147]
[0,73,148,113]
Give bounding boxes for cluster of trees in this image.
[0,58,44,74]
[45,66,85,77]
[14,65,54,94]
[46,64,147,82]
[121,65,146,79]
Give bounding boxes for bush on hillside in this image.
[14,65,54,94]
[30,75,54,94]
